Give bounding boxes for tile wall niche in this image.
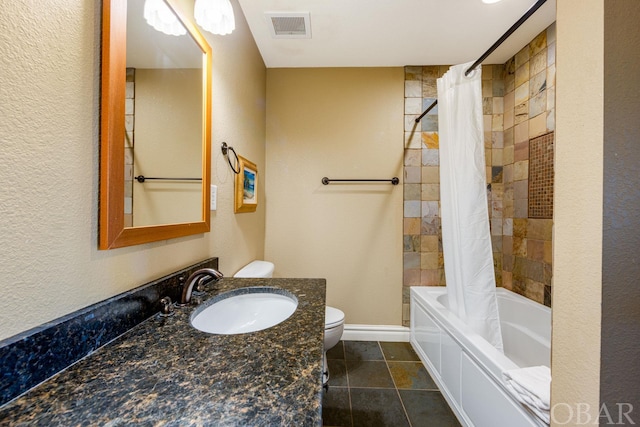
[402,24,556,325]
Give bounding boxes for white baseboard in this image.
[342,324,410,342]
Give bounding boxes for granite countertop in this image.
[0,277,326,426]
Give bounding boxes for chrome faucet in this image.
[180,268,224,305]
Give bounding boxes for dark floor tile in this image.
[327,359,348,387]
[388,361,437,390]
[350,388,410,427]
[323,343,460,427]
[346,360,394,388]
[344,341,384,361]
[327,341,345,360]
[399,390,461,427]
[380,342,420,361]
[322,386,352,427]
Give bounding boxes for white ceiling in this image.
[236,0,556,68]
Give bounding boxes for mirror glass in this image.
[125,0,203,227]
[100,0,212,249]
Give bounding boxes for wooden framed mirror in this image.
[100,0,212,249]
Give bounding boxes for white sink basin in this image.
[190,287,298,335]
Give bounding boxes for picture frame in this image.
[234,156,258,213]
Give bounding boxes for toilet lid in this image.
[325,306,345,328]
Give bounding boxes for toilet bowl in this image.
[234,261,345,386]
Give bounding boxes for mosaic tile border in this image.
[528,131,555,219]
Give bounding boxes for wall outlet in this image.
[210,185,217,211]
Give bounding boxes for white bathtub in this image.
[410,286,551,427]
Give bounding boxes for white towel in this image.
[503,366,551,424]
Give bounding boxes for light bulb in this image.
[195,0,236,36]
[143,0,187,36]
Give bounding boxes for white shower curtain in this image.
[437,62,503,351]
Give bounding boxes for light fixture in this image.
[144,0,187,36]
[482,0,504,3]
[194,0,236,36]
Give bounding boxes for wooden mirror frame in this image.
[100,0,212,250]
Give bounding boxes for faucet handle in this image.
[159,296,175,317]
[195,276,209,293]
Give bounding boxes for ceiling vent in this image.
[265,12,311,39]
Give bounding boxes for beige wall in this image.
[0,0,266,341]
[134,68,202,226]
[204,1,267,276]
[552,0,603,422]
[265,68,404,325]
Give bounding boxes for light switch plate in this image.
[210,185,217,211]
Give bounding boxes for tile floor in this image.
[322,341,460,427]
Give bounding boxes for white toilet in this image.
[233,260,275,278]
[323,306,345,384]
[234,260,345,385]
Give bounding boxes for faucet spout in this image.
[180,268,224,305]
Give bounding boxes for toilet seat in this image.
[325,306,344,329]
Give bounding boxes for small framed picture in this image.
[235,156,258,213]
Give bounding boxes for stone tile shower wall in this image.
[402,24,556,325]
[502,25,555,306]
[124,68,135,227]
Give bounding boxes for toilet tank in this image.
[233,260,274,278]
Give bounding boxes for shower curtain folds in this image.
[437,61,503,352]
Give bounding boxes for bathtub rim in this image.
[410,286,551,427]
[410,286,550,387]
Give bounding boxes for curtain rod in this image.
[415,0,548,124]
